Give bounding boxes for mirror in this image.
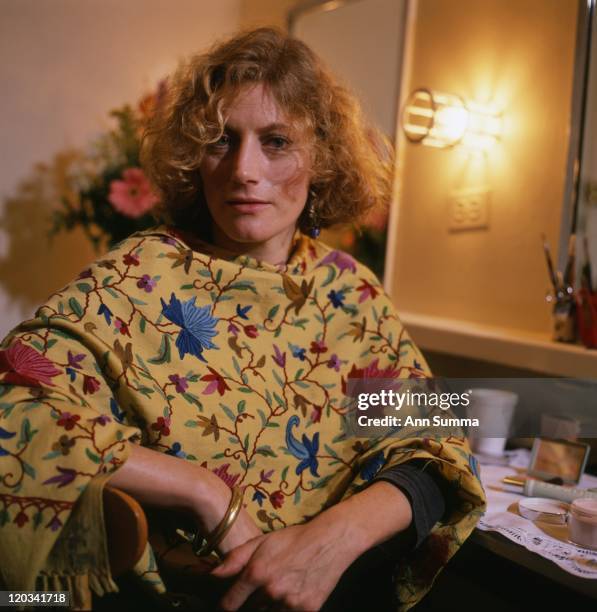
[288,0,409,279]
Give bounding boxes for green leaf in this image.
[85,448,101,464]
[30,340,44,352]
[139,317,146,333]
[294,488,301,504]
[215,269,223,283]
[46,339,57,350]
[221,404,236,422]
[237,387,253,394]
[243,433,250,451]
[226,281,257,294]
[232,357,242,376]
[272,371,285,389]
[267,304,280,320]
[237,400,246,414]
[256,445,276,457]
[130,297,147,306]
[102,275,113,286]
[184,420,199,428]
[266,421,280,428]
[321,265,337,288]
[76,283,92,294]
[105,287,119,299]
[22,461,36,479]
[257,409,267,426]
[294,380,309,389]
[68,297,84,317]
[148,334,171,364]
[281,466,289,481]
[180,283,194,290]
[273,392,285,408]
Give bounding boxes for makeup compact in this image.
[518,498,569,525]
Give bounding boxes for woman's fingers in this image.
[211,537,261,577]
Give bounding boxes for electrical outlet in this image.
[449,188,490,231]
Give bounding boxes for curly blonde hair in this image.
[142,27,394,234]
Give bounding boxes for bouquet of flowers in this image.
[48,82,166,251]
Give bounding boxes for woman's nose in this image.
[231,138,260,184]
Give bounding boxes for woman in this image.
[0,28,485,610]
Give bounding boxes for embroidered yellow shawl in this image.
[0,226,485,609]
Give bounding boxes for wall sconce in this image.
[401,88,501,151]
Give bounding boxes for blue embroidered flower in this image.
[359,450,385,481]
[65,367,77,382]
[165,442,186,458]
[468,453,480,480]
[109,398,125,423]
[285,415,319,477]
[161,293,219,361]
[327,289,345,308]
[252,490,267,507]
[289,344,306,361]
[97,304,113,325]
[236,304,252,320]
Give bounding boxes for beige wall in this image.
[390,0,578,335]
[240,0,299,28]
[0,0,240,338]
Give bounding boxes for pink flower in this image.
[108,168,159,218]
[212,463,240,488]
[272,345,286,368]
[317,250,357,276]
[115,318,131,337]
[0,340,61,387]
[201,367,230,396]
[356,278,379,303]
[82,375,101,395]
[244,325,258,339]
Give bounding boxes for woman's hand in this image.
[210,518,357,611]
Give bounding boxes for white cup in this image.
[466,388,518,457]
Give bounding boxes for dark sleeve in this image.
[372,461,446,551]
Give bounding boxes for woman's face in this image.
[199,83,312,263]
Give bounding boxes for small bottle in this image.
[568,498,597,550]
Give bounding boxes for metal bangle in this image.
[193,485,244,557]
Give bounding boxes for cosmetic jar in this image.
[568,498,597,550]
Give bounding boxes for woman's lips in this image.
[226,200,270,213]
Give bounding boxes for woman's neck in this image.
[210,224,298,267]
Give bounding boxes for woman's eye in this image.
[212,134,230,147]
[265,136,290,149]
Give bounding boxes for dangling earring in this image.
[307,191,320,239]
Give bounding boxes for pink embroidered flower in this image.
[168,374,188,393]
[356,278,379,303]
[201,367,230,396]
[151,416,171,436]
[227,322,239,335]
[317,250,357,276]
[77,268,93,279]
[123,252,140,266]
[212,463,240,488]
[270,490,284,509]
[310,405,323,423]
[244,325,258,339]
[0,340,61,387]
[108,168,159,218]
[82,375,100,395]
[260,469,274,484]
[347,358,401,380]
[57,412,80,431]
[115,318,131,337]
